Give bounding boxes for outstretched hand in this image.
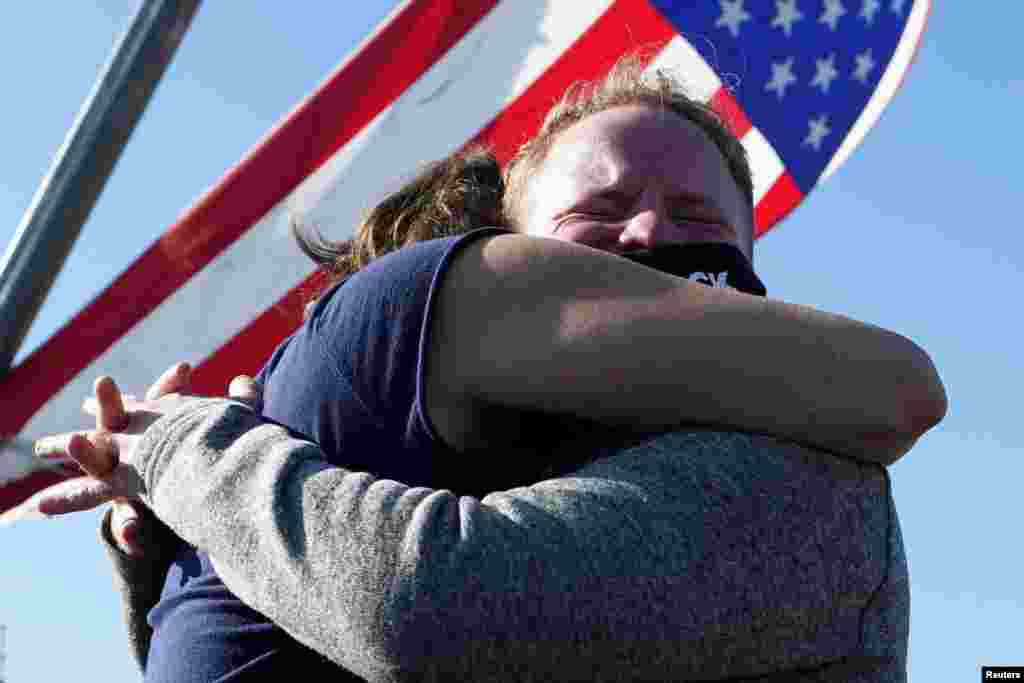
[0,363,262,557]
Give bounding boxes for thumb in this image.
[111,500,147,557]
[228,375,262,411]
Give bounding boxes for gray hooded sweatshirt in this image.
[102,398,908,682]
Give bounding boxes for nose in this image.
[616,203,678,252]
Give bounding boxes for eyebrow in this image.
[584,187,634,206]
[668,191,716,207]
[582,183,719,211]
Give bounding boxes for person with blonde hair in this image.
[31,57,943,682]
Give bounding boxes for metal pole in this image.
[0,0,202,375]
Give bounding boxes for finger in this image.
[94,376,127,431]
[228,375,262,410]
[0,477,116,526]
[29,434,83,475]
[83,394,139,418]
[34,432,92,468]
[145,362,192,401]
[111,500,147,557]
[62,432,118,479]
[38,477,117,515]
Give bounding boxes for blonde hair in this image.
[502,54,754,229]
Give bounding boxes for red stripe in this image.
[473,0,678,163]
[0,471,66,513]
[754,172,803,238]
[189,271,331,395]
[0,0,498,435]
[709,88,752,138]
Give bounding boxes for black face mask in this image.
[620,242,766,297]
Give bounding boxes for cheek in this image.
[710,170,754,257]
[553,220,623,249]
[514,189,547,236]
[730,196,756,259]
[518,172,580,236]
[519,202,559,238]
[516,207,615,249]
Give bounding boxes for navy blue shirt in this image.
[144,228,639,681]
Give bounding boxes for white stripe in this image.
[293,0,616,220]
[647,35,722,102]
[820,0,930,181]
[741,126,785,205]
[644,36,783,205]
[0,438,54,486]
[21,0,614,443]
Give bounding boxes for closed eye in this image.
[577,210,620,220]
[551,214,621,248]
[674,214,719,224]
[673,216,738,242]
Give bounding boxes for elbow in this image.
[376,593,453,682]
[857,344,947,467]
[878,346,947,466]
[899,345,948,440]
[371,492,468,681]
[905,382,948,440]
[345,601,426,683]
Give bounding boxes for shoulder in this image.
[340,227,510,294]
[287,227,507,364]
[570,430,890,587]
[304,229,507,347]
[263,228,511,461]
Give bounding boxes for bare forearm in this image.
[432,234,946,464]
[641,290,945,463]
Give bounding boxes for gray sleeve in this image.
[97,506,184,673]
[135,399,904,683]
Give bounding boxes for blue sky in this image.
[1,2,1021,681]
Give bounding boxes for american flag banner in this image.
[0,0,930,511]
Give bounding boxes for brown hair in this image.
[294,53,755,316]
[293,146,505,317]
[502,53,754,231]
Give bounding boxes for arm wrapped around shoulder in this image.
[427,233,947,465]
